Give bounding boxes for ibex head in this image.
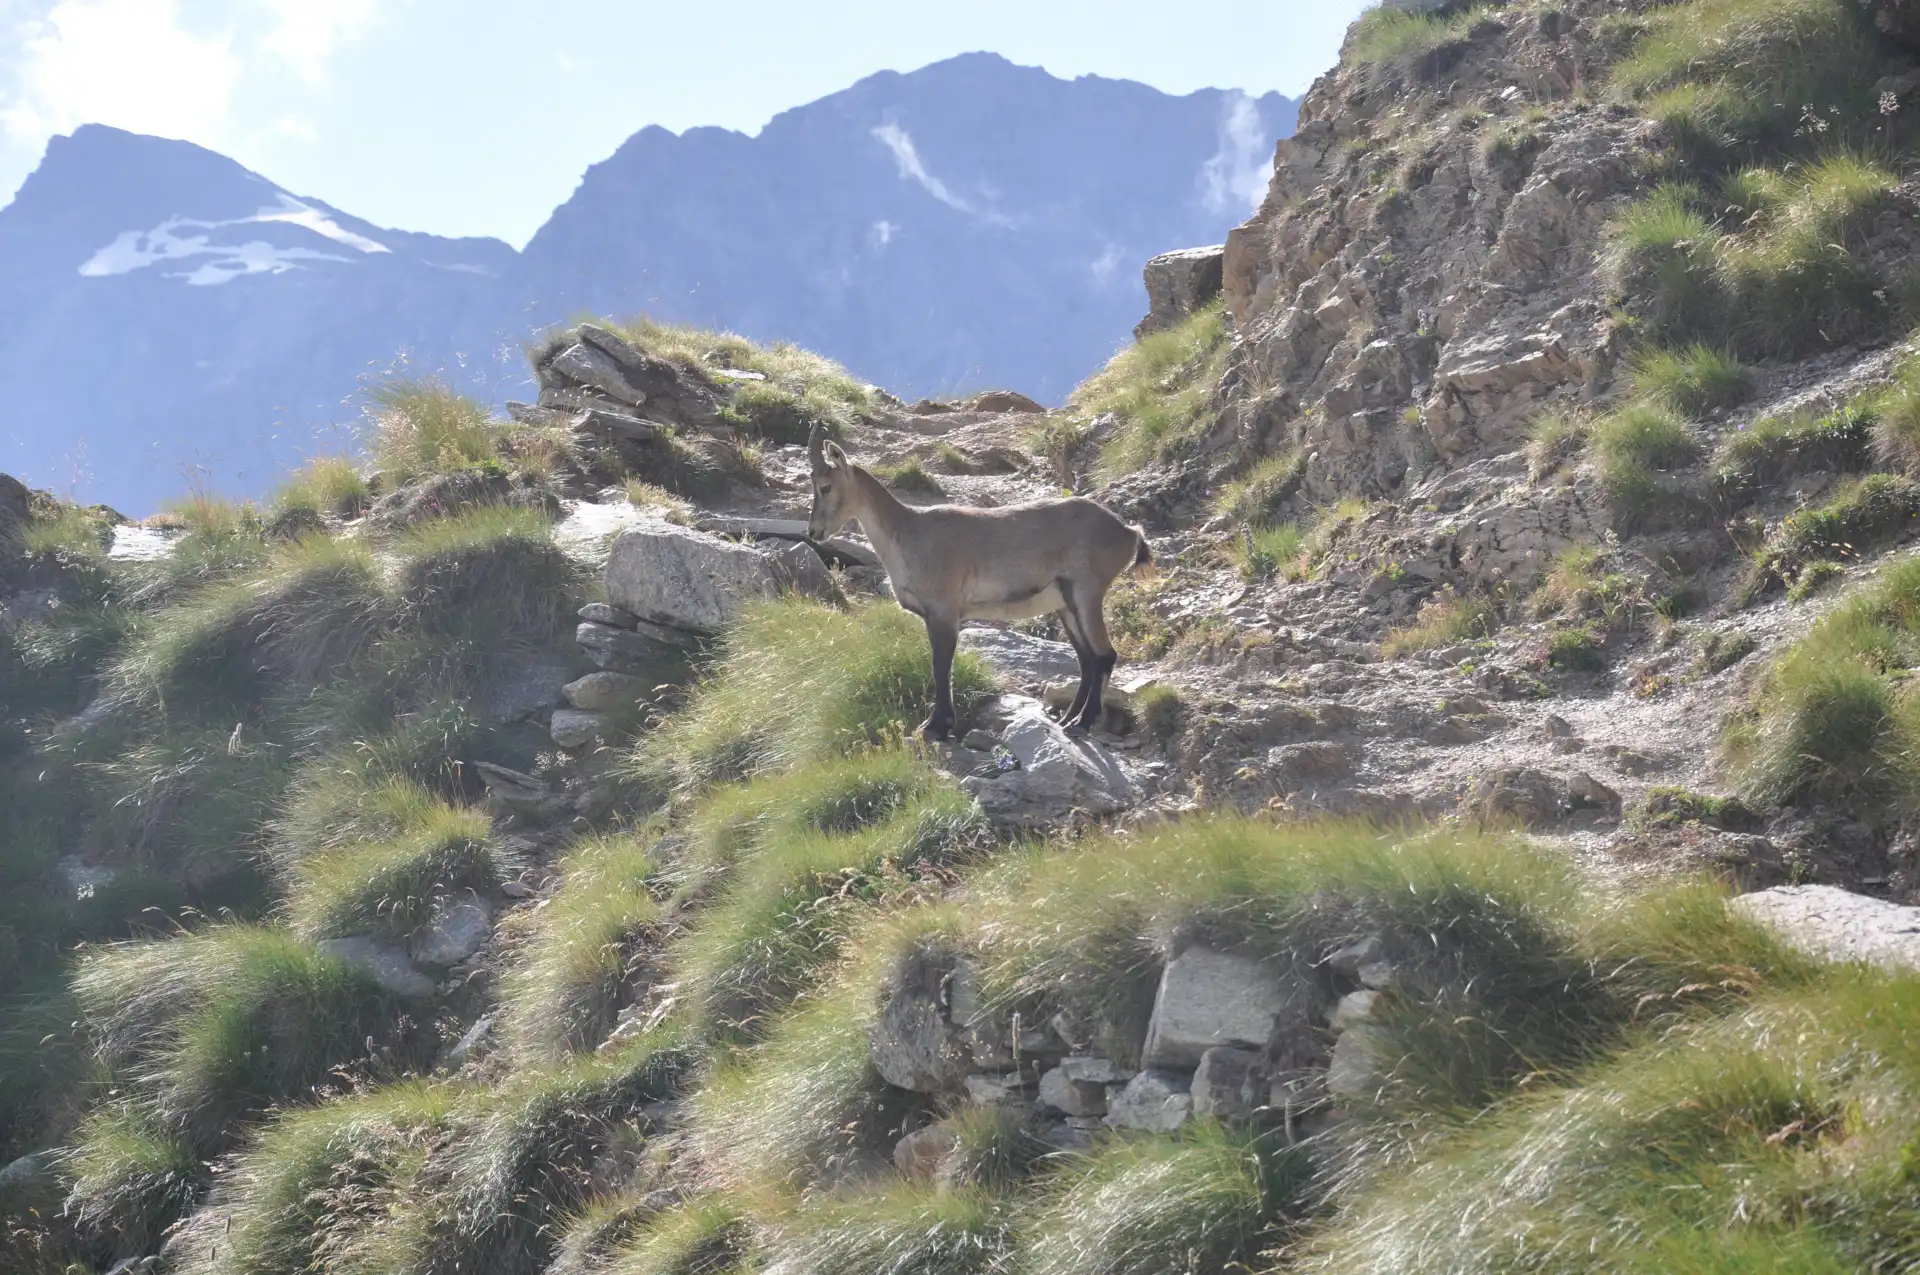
[806,423,856,541]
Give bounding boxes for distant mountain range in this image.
[0,53,1293,512]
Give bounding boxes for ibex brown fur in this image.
[807,427,1151,739]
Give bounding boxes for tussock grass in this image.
[1871,345,1920,475]
[546,1190,662,1275]
[369,380,502,483]
[269,456,370,523]
[71,925,403,1148]
[1021,1123,1301,1275]
[604,1197,753,1275]
[1606,157,1897,358]
[1530,544,1651,632]
[1588,400,1702,531]
[1216,451,1306,524]
[1744,472,1920,599]
[1630,344,1751,415]
[623,479,695,524]
[1611,0,1890,163]
[720,381,843,447]
[1713,402,1874,499]
[282,800,500,945]
[502,832,661,1058]
[407,1036,694,1275]
[167,1082,453,1275]
[1079,302,1229,478]
[1726,554,1920,806]
[1380,589,1496,659]
[675,785,990,1040]
[61,1109,203,1264]
[632,599,994,794]
[1524,407,1591,478]
[1230,522,1307,582]
[613,317,875,430]
[394,503,577,641]
[1133,682,1184,740]
[872,458,944,497]
[768,1184,1007,1275]
[1294,971,1920,1274]
[1345,6,1489,96]
[17,501,111,561]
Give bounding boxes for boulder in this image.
[572,407,662,443]
[770,540,834,599]
[564,670,644,711]
[1060,1055,1135,1085]
[966,390,1046,415]
[576,620,691,674]
[472,761,548,810]
[411,897,492,966]
[868,947,973,1093]
[1038,1065,1108,1116]
[367,470,559,530]
[605,524,818,633]
[1327,936,1395,989]
[958,626,1081,689]
[1104,1069,1193,1133]
[316,936,436,999]
[579,602,640,629]
[1191,1046,1267,1120]
[1731,885,1920,973]
[962,705,1133,825]
[549,708,607,749]
[894,1122,959,1182]
[575,324,723,427]
[546,341,647,407]
[1135,245,1226,339]
[1142,945,1289,1069]
[692,515,881,568]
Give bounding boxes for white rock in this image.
[316,936,435,1000]
[1142,945,1289,1069]
[605,523,799,633]
[1731,885,1920,973]
[1104,1069,1193,1132]
[550,708,606,749]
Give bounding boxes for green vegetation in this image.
[1231,521,1306,581]
[1545,624,1607,672]
[872,457,945,497]
[1587,400,1702,530]
[1630,344,1751,415]
[613,316,876,437]
[603,1198,752,1275]
[1524,408,1590,479]
[281,795,501,945]
[1726,554,1920,806]
[767,1184,1006,1275]
[369,380,505,482]
[269,455,371,524]
[1215,450,1306,524]
[1380,588,1496,659]
[1075,301,1229,478]
[1871,344,1920,475]
[1346,5,1490,95]
[1712,402,1874,500]
[1743,473,1920,600]
[1605,157,1898,358]
[1633,787,1760,831]
[1132,681,1184,739]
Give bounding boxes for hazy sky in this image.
[0,1,1368,247]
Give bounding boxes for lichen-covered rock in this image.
[1142,945,1291,1069]
[410,897,492,966]
[549,708,606,749]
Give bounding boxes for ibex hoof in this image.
[919,718,953,742]
[1063,721,1091,739]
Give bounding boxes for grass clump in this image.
[1630,343,1751,415]
[502,832,660,1058]
[1531,544,1652,632]
[1524,408,1591,479]
[872,458,944,497]
[622,479,695,524]
[1020,1123,1301,1275]
[1870,344,1920,476]
[719,381,839,447]
[394,503,576,641]
[1215,451,1306,524]
[1712,402,1874,500]
[1078,302,1229,478]
[1743,472,1920,600]
[1545,625,1608,672]
[368,380,502,483]
[1588,400,1702,531]
[1133,682,1184,740]
[281,798,501,946]
[1633,787,1761,831]
[1380,588,1496,659]
[61,1110,203,1265]
[269,456,370,524]
[604,1198,753,1275]
[1699,628,1760,674]
[612,317,875,430]
[1725,554,1920,806]
[768,1184,1007,1275]
[633,599,994,793]
[71,925,406,1149]
[17,501,112,561]
[1230,522,1306,582]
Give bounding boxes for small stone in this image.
[576,620,690,674]
[962,728,1000,752]
[472,761,547,808]
[1329,989,1378,1033]
[1191,1046,1266,1120]
[963,1073,1035,1106]
[550,708,607,749]
[563,671,644,712]
[893,1123,958,1182]
[501,880,536,899]
[411,897,492,966]
[1142,945,1290,1069]
[1038,1064,1108,1116]
[1060,1054,1136,1085]
[1568,771,1620,813]
[1104,1069,1193,1132]
[578,602,639,629]
[445,1014,494,1069]
[316,936,436,1000]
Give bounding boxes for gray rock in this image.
[1104,1069,1193,1133]
[0,472,30,545]
[963,1072,1035,1106]
[472,761,548,808]
[1327,936,1395,989]
[894,1122,958,1182]
[693,515,881,568]
[579,602,640,629]
[1142,945,1289,1069]
[1731,885,1920,973]
[576,619,690,673]
[604,524,801,633]
[572,407,662,442]
[1135,245,1225,339]
[963,705,1134,825]
[1330,989,1378,1033]
[58,855,116,899]
[869,948,972,1093]
[1060,1054,1136,1084]
[958,627,1081,689]
[1191,1046,1267,1120]
[547,342,647,407]
[411,897,492,966]
[316,936,436,999]
[483,655,571,723]
[550,708,608,749]
[445,1014,494,1069]
[563,670,644,711]
[505,400,572,429]
[771,539,834,599]
[1038,1064,1108,1116]
[0,1152,45,1192]
[575,324,723,427]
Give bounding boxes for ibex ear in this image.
[823,442,848,469]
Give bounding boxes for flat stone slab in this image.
[1731,885,1920,973]
[693,515,880,568]
[958,627,1081,689]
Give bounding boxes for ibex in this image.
[806,426,1151,740]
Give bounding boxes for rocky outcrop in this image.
[1732,885,1920,973]
[0,473,29,547]
[603,523,831,634]
[1135,246,1225,339]
[962,701,1135,824]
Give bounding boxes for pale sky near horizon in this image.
[0,0,1369,247]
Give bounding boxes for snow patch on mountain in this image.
[78,192,388,286]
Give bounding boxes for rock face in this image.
[0,473,29,545]
[410,897,492,966]
[957,627,1081,690]
[1732,885,1920,973]
[1141,945,1291,1069]
[1135,245,1226,339]
[604,523,826,633]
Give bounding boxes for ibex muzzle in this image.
[807,425,1151,740]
